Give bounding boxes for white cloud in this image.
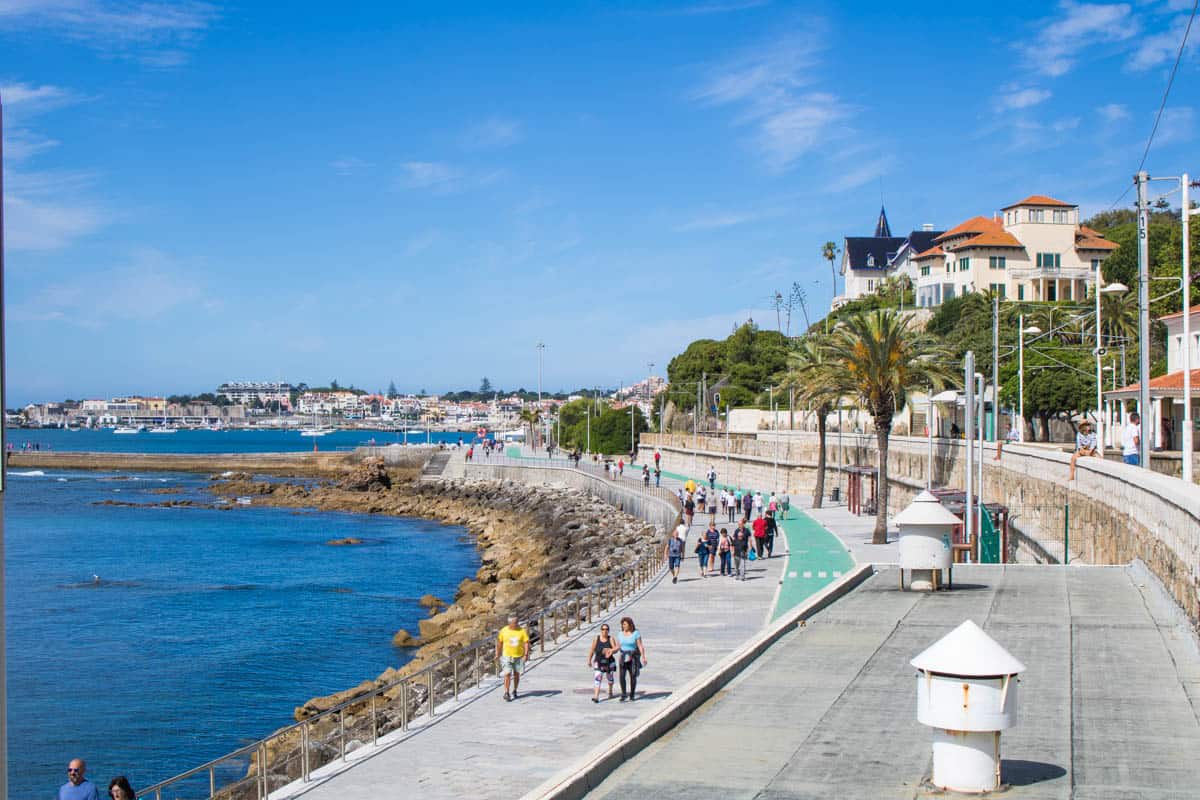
[675,211,757,232]
[329,156,371,176]
[1022,2,1137,76]
[667,0,771,15]
[10,247,203,324]
[1151,105,1194,146]
[692,31,862,171]
[0,81,75,109]
[1097,102,1129,121]
[3,128,61,161]
[0,1,217,65]
[4,168,107,250]
[995,87,1052,111]
[398,160,463,190]
[461,117,523,150]
[828,156,892,193]
[1128,13,1199,71]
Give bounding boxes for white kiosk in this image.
[896,490,959,591]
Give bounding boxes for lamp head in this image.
[1023,326,1042,334]
[1100,282,1129,294]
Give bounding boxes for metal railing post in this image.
[401,681,409,731]
[428,670,436,717]
[258,743,267,800]
[209,766,215,798]
[540,617,546,653]
[453,656,460,700]
[301,720,310,782]
[339,708,346,760]
[371,693,378,745]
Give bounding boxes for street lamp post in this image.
[1095,276,1129,458]
[1017,315,1042,442]
[1183,174,1197,484]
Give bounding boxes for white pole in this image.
[1183,173,1194,483]
[976,373,984,522]
[1018,315,1026,443]
[927,393,934,489]
[1096,259,1105,458]
[964,352,975,558]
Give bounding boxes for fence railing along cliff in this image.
[137,462,679,800]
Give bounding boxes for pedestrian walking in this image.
[59,759,99,800]
[684,495,695,527]
[1122,413,1141,465]
[754,491,765,518]
[665,526,686,584]
[616,617,647,701]
[764,510,778,558]
[732,521,751,580]
[704,523,720,575]
[694,534,710,578]
[496,615,530,701]
[643,465,650,487]
[752,514,767,558]
[654,467,662,487]
[697,486,707,514]
[742,490,753,520]
[587,623,618,702]
[768,491,777,515]
[654,450,661,470]
[727,489,737,522]
[107,777,136,800]
[707,465,717,489]
[717,529,732,575]
[780,491,791,520]
[618,458,624,477]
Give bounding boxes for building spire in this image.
[874,205,892,238]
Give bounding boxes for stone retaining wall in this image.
[643,432,1200,627]
[464,462,679,534]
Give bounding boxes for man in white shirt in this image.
[1122,412,1141,466]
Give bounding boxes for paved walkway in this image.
[276,482,788,799]
[586,563,1200,799]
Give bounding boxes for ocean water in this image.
[7,427,481,454]
[4,469,478,799]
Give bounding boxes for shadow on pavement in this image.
[1002,759,1067,786]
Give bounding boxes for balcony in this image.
[1009,265,1094,282]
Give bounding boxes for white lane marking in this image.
[788,571,798,578]
[802,571,812,578]
[818,571,828,578]
[833,571,842,578]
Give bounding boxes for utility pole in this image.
[646,362,654,432]
[992,295,999,441]
[1136,171,1152,469]
[964,352,975,556]
[536,341,545,449]
[1182,174,1197,483]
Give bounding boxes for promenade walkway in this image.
[277,456,790,800]
[586,563,1200,799]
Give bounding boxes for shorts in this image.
[1123,454,1139,465]
[669,555,682,569]
[500,655,524,675]
[593,667,615,685]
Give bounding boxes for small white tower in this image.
[895,490,959,590]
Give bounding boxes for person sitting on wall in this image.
[1069,420,1098,481]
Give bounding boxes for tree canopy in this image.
[666,322,790,410]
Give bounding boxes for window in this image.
[989,256,1007,270]
[920,265,931,277]
[957,257,970,272]
[1091,259,1101,271]
[1052,209,1070,224]
[866,254,875,267]
[989,283,1007,298]
[1017,284,1025,300]
[867,279,875,291]
[1030,209,1045,222]
[1036,252,1061,269]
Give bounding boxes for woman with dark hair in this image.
[108,776,136,800]
[587,622,618,703]
[616,616,647,701]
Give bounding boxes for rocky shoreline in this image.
[198,458,667,793]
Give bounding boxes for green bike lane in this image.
[502,447,855,620]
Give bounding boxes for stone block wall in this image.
[643,432,1200,627]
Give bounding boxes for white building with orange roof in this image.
[914,195,1117,308]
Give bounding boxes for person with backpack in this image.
[665,527,686,584]
[587,623,618,702]
[731,521,751,580]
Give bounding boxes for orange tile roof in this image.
[914,246,945,259]
[956,230,1024,249]
[1075,227,1118,251]
[934,215,998,243]
[1002,194,1075,209]
[1109,368,1200,395]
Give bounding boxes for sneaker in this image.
[591,697,599,704]
[503,692,511,702]
[512,690,519,700]
[619,695,627,702]
[672,576,677,584]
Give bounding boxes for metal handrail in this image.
[138,462,678,800]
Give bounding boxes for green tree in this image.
[827,309,955,543]
[519,407,542,448]
[782,335,842,509]
[480,377,493,394]
[587,405,648,455]
[822,241,839,302]
[387,381,398,399]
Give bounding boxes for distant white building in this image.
[218,381,293,408]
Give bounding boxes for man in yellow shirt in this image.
[496,614,530,701]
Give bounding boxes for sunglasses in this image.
[67,769,81,774]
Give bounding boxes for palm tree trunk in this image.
[873,414,892,544]
[829,258,837,300]
[813,410,827,509]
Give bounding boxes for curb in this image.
[521,562,877,800]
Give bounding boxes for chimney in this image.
[921,223,934,232]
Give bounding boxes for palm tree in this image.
[783,335,842,509]
[518,407,542,449]
[1101,291,1138,344]
[828,309,955,543]
[822,241,840,302]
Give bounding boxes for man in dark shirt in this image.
[704,523,720,576]
[764,511,778,558]
[731,521,751,581]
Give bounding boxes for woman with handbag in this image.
[587,623,618,703]
[694,534,711,579]
[616,617,647,701]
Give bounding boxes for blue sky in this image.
[2,0,1197,405]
